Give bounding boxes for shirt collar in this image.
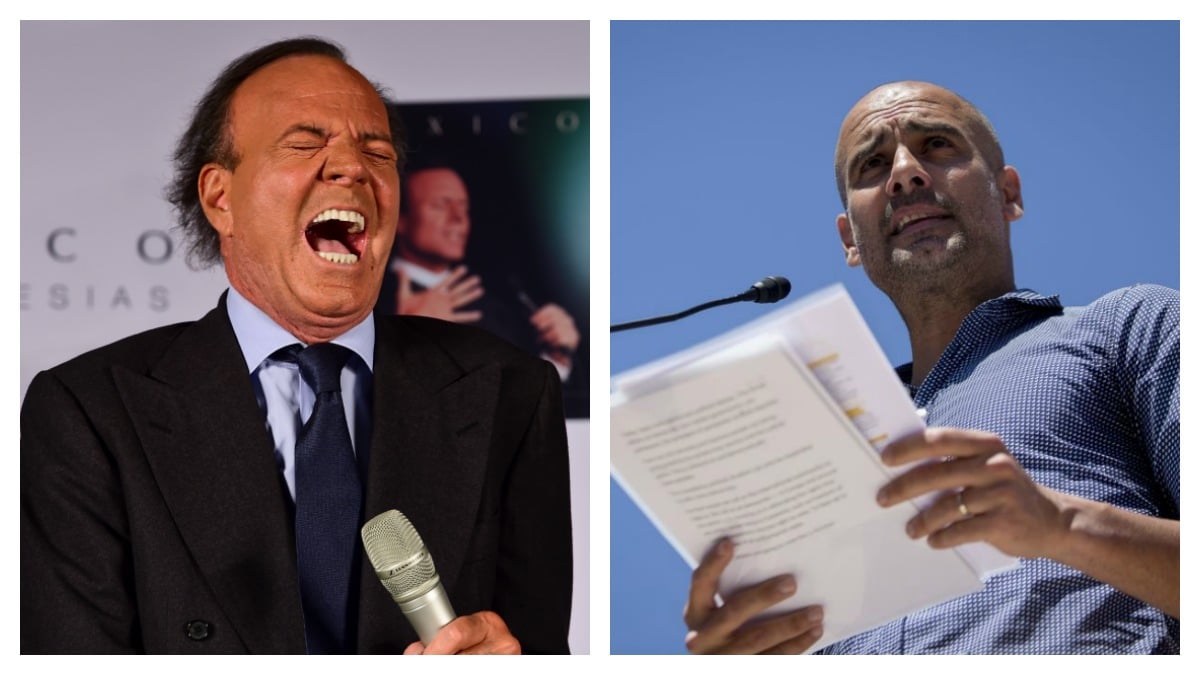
[391,257,450,288]
[225,286,376,373]
[987,288,1062,310]
[894,289,1061,388]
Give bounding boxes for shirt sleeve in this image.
[1109,284,1180,514]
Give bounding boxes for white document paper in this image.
[611,285,1017,652]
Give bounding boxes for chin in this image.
[894,236,967,268]
[298,286,372,318]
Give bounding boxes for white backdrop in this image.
[19,20,591,654]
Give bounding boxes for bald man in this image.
[682,82,1179,654]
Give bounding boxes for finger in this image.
[540,327,578,352]
[721,605,824,655]
[686,574,797,653]
[433,266,469,290]
[421,614,486,655]
[451,284,485,307]
[404,641,425,655]
[442,611,520,655]
[530,303,563,320]
[537,325,563,345]
[683,538,733,629]
[761,621,826,655]
[529,309,555,328]
[559,325,580,351]
[449,310,483,323]
[881,427,1007,467]
[457,629,521,655]
[532,315,575,342]
[876,453,990,507]
[905,484,1003,538]
[878,450,1023,508]
[926,511,1000,550]
[449,275,483,296]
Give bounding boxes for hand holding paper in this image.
[877,428,1074,558]
[684,539,824,655]
[611,285,1018,653]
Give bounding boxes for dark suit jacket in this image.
[20,298,573,654]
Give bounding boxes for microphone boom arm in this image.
[610,295,744,333]
[610,276,791,333]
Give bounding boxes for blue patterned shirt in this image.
[818,285,1180,654]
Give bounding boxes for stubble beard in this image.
[865,181,1010,296]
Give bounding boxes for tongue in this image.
[312,236,352,254]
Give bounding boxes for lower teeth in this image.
[318,251,358,265]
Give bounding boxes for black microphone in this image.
[611,275,792,333]
[361,510,457,644]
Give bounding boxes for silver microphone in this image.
[361,509,457,644]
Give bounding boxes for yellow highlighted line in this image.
[807,353,839,368]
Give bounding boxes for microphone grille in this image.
[361,510,440,602]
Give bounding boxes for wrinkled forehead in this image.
[836,84,977,167]
[232,55,390,128]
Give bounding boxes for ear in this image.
[1000,165,1023,222]
[836,213,861,267]
[198,163,233,237]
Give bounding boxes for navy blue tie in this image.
[290,342,363,654]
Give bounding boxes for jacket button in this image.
[184,620,212,641]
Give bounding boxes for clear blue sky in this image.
[609,20,1179,654]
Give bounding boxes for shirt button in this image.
[184,620,212,641]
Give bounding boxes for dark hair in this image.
[397,150,463,216]
[166,36,406,268]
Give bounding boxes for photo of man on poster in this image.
[379,161,581,380]
[375,98,590,418]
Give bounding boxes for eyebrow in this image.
[848,120,965,172]
[278,124,395,148]
[278,124,327,141]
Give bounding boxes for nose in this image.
[320,140,368,185]
[887,144,931,196]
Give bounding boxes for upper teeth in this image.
[896,213,933,232]
[312,209,365,233]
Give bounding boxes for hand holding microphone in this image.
[361,510,521,654]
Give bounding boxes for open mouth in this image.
[306,209,366,265]
[892,212,951,236]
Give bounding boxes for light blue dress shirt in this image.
[225,287,375,500]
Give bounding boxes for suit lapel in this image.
[356,317,499,652]
[114,299,306,654]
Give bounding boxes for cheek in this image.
[233,168,306,240]
[371,225,396,261]
[847,190,884,220]
[374,170,401,214]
